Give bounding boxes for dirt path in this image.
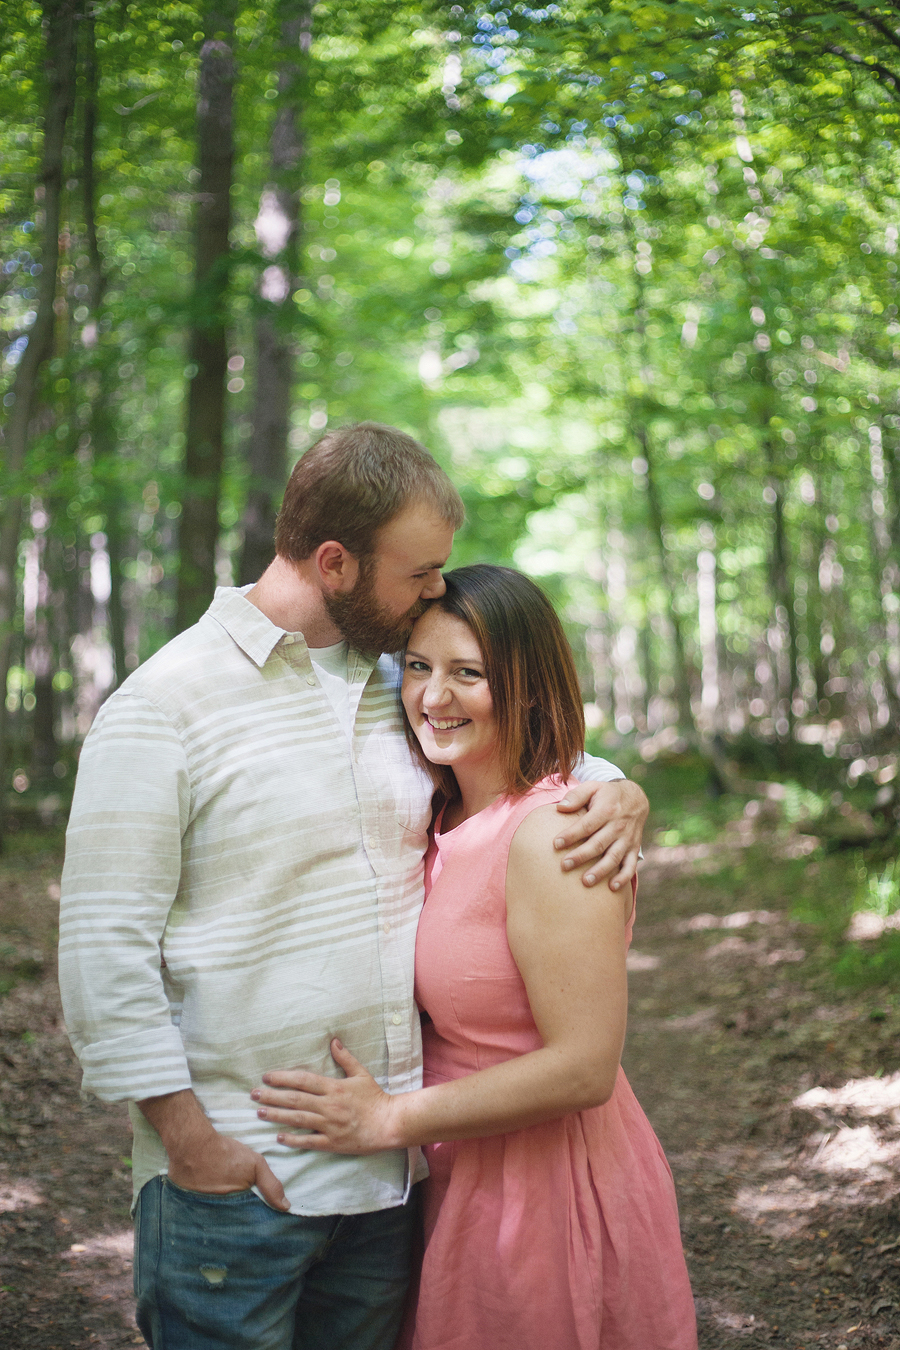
[1,824,899,1348]
[626,830,900,1350]
[0,842,137,1348]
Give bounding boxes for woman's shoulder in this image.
[506,779,576,858]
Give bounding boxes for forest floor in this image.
[0,805,899,1349]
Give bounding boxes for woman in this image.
[254,565,697,1350]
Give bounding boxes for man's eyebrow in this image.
[413,560,447,572]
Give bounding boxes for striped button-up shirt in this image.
[59,587,624,1216]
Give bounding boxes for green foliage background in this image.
[2,0,900,844]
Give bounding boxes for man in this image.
[59,423,647,1350]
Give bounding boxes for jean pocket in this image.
[163,1177,258,1204]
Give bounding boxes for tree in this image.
[239,0,311,586]
[175,5,237,632]
[0,0,77,847]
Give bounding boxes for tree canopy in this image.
[2,0,900,846]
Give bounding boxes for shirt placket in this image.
[349,656,414,1097]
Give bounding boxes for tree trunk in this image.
[762,420,800,739]
[29,522,58,785]
[82,5,127,686]
[239,1,311,585]
[866,423,900,727]
[615,175,697,738]
[639,425,696,735]
[728,95,799,742]
[0,0,76,849]
[175,8,236,632]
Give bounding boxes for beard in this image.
[323,558,427,657]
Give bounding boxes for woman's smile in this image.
[426,715,471,731]
[401,609,502,786]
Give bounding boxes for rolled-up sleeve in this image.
[573,753,625,782]
[58,693,193,1102]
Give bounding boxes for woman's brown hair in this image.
[403,564,586,801]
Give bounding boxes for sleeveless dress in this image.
[408,780,697,1350]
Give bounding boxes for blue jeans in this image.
[134,1176,416,1350]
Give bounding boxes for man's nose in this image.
[420,573,446,600]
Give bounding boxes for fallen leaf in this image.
[826,1253,853,1276]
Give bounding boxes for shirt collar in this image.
[207,587,380,680]
[207,586,292,668]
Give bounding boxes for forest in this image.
[2,4,900,856]
[3,6,900,1348]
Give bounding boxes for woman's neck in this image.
[444,762,507,828]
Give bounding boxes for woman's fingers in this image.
[277,1130,334,1151]
[256,1102,324,1126]
[251,1045,392,1156]
[260,1068,332,1094]
[329,1038,370,1077]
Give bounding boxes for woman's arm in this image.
[253,805,631,1152]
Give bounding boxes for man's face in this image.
[324,501,455,655]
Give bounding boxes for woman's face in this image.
[402,608,500,777]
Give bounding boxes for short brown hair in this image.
[275,421,465,561]
[404,564,586,801]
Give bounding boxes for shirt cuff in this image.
[76,1024,192,1103]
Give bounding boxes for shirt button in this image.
[306,675,316,686]
[391,1013,402,1026]
[382,922,391,935]
[283,635,295,646]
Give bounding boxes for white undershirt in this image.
[309,640,352,738]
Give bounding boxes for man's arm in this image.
[59,693,195,1099]
[138,1091,288,1208]
[59,693,286,1204]
[558,754,648,890]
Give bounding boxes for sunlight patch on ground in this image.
[763,946,806,966]
[61,1230,133,1261]
[805,1124,900,1174]
[662,1007,720,1032]
[695,1296,762,1338]
[704,935,765,960]
[0,1179,45,1211]
[734,1173,826,1228]
[698,933,806,966]
[734,1174,869,1238]
[795,1071,900,1118]
[59,1227,140,1340]
[731,1124,900,1238]
[678,910,781,932]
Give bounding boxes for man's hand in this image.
[138,1089,290,1210]
[554,779,648,890]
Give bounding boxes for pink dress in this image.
[408,780,697,1350]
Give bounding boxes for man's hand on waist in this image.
[138,1088,290,1210]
